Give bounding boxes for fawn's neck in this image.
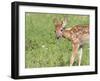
[62,28,71,39]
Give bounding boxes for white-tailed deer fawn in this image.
[53,18,89,66]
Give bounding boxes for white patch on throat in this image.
[65,27,72,30]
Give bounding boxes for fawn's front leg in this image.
[70,43,79,66]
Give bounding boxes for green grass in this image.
[25,12,89,68]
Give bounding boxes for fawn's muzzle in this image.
[55,31,62,39]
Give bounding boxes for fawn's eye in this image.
[61,29,63,31]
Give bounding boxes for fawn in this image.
[53,18,89,66]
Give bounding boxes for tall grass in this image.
[25,12,89,68]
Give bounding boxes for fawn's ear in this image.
[62,18,67,28]
[53,18,58,25]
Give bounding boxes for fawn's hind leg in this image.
[78,47,83,66]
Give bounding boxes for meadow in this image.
[25,12,89,68]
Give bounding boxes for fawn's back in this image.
[63,25,89,44]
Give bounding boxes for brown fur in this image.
[54,18,89,66]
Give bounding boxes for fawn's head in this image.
[53,18,67,39]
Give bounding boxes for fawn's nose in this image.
[55,31,62,39]
[56,36,60,39]
[56,33,61,39]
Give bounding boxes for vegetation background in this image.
[25,12,89,68]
